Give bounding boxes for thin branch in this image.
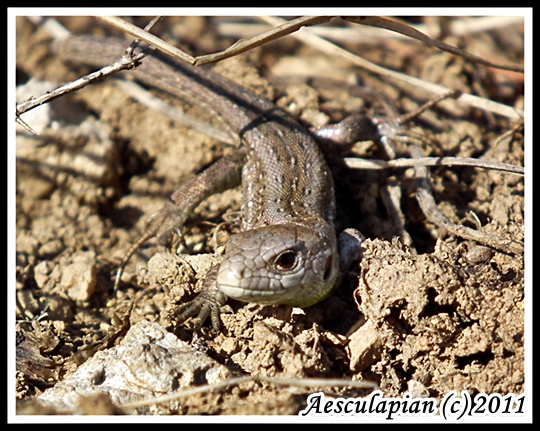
[15,115,37,135]
[96,16,196,65]
[343,156,524,176]
[409,145,524,255]
[380,180,416,251]
[97,16,335,67]
[120,375,378,409]
[193,16,334,65]
[344,16,523,73]
[15,46,150,118]
[216,16,525,46]
[259,16,523,120]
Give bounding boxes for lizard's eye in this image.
[274,250,298,271]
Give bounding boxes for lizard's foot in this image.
[170,265,228,332]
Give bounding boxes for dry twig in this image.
[260,16,523,120]
[120,375,378,410]
[409,145,524,255]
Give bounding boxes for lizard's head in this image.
[216,222,338,307]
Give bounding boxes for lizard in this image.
[54,35,370,331]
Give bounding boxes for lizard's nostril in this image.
[323,255,333,281]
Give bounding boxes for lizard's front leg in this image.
[115,148,247,290]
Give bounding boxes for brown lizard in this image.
[55,35,369,330]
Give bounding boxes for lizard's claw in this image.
[171,265,228,332]
[172,293,222,332]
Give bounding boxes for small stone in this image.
[60,251,97,302]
